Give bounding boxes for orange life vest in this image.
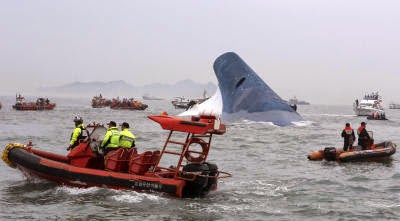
[344,126,353,135]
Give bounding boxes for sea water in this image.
[0,98,400,220]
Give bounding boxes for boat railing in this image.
[177,170,232,181]
[154,130,209,176]
[367,130,373,139]
[152,127,231,181]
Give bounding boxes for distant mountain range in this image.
[37,79,217,99]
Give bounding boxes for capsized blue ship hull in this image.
[213,52,303,126]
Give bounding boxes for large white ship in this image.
[353,92,384,116]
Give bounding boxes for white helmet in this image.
[73,116,83,123]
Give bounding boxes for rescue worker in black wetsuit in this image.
[341,123,355,151]
[357,122,371,150]
[68,116,86,151]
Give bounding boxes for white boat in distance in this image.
[171,90,209,109]
[353,92,384,116]
[142,94,163,100]
[389,102,400,109]
[288,96,310,105]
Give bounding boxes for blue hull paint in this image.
[213,52,303,126]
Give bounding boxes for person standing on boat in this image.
[119,122,136,148]
[101,121,120,156]
[68,116,86,151]
[341,123,355,151]
[357,122,370,150]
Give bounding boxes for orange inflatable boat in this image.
[308,141,396,162]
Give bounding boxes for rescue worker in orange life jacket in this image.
[357,122,370,150]
[68,116,86,151]
[341,122,355,151]
[101,121,120,156]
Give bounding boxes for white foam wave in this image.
[111,191,164,203]
[242,120,276,126]
[320,114,356,117]
[56,186,100,195]
[178,88,222,117]
[292,121,313,127]
[232,119,311,127]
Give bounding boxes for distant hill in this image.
[37,80,217,99]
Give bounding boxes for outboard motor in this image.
[323,147,337,161]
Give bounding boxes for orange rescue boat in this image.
[2,114,231,198]
[12,94,56,111]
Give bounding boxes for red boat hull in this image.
[8,147,185,196]
[12,103,56,110]
[110,105,148,110]
[2,115,229,198]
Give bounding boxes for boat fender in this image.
[181,163,210,197]
[2,143,26,168]
[184,138,209,163]
[203,162,218,192]
[323,147,337,161]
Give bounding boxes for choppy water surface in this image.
[1,98,400,220]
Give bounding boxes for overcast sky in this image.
[1,0,399,105]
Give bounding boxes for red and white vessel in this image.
[353,92,384,116]
[2,114,230,198]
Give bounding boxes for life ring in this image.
[184,138,209,163]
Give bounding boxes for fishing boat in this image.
[171,97,209,109]
[12,94,56,111]
[172,90,210,109]
[2,114,230,198]
[91,94,111,108]
[110,97,148,110]
[307,140,396,162]
[171,97,193,109]
[353,92,384,116]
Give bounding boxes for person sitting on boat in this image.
[341,123,355,151]
[357,122,370,150]
[67,116,86,151]
[119,122,136,148]
[186,100,197,110]
[100,121,120,156]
